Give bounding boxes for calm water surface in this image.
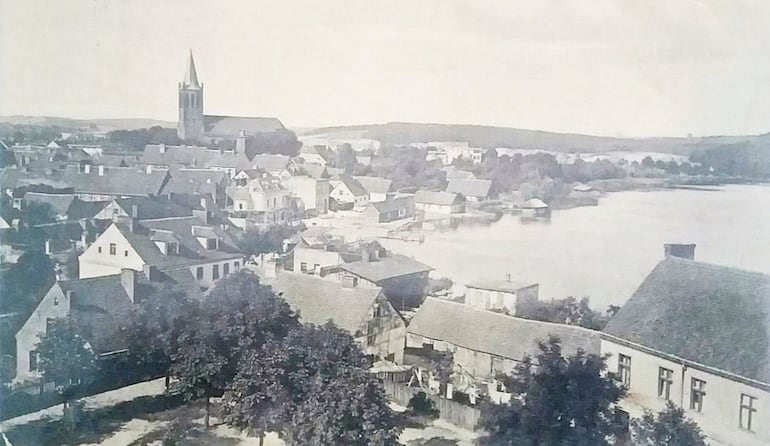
[380,184,770,309]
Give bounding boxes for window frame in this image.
[618,354,632,387]
[29,350,38,371]
[196,267,204,280]
[223,263,230,276]
[212,264,220,280]
[739,393,757,432]
[109,243,116,256]
[690,378,706,412]
[658,367,673,400]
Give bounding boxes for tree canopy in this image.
[35,318,97,406]
[631,401,707,446]
[478,336,625,446]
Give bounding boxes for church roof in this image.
[183,51,201,89]
[203,115,285,137]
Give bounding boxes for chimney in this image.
[131,204,139,218]
[192,209,209,224]
[45,239,52,255]
[84,164,91,174]
[146,165,153,174]
[98,165,105,176]
[158,144,166,154]
[121,268,137,303]
[199,196,207,209]
[664,244,696,261]
[143,264,158,281]
[236,130,246,153]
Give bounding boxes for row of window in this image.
[97,243,128,257]
[617,354,759,432]
[195,261,240,281]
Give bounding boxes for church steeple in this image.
[178,50,204,141]
[184,50,201,89]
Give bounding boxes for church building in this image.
[177,51,287,143]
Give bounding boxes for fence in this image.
[383,381,481,430]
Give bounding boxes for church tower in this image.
[177,51,205,141]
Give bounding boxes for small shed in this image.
[521,198,550,217]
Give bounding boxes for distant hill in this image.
[303,122,770,156]
[0,116,175,131]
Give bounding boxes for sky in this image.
[2,0,770,137]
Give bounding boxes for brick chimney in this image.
[121,268,137,303]
[236,130,246,153]
[664,244,696,260]
[192,209,209,224]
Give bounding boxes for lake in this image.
[380,184,770,310]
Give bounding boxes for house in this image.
[93,197,194,222]
[338,254,433,309]
[78,212,244,289]
[264,272,406,363]
[414,190,466,215]
[330,175,369,208]
[290,237,384,276]
[163,169,227,205]
[465,276,539,316]
[60,165,171,202]
[520,198,550,217]
[285,166,331,216]
[14,267,198,383]
[362,196,415,224]
[445,179,492,201]
[299,145,335,166]
[406,298,600,379]
[601,245,770,446]
[226,170,293,223]
[250,154,292,179]
[352,176,393,203]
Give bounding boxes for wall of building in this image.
[292,247,343,274]
[15,285,69,383]
[186,257,245,289]
[79,225,145,279]
[406,333,518,379]
[361,297,407,364]
[602,338,770,446]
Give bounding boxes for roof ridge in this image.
[661,257,770,281]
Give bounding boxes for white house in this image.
[298,145,334,166]
[78,212,244,289]
[226,170,292,217]
[352,176,393,203]
[413,190,466,215]
[330,175,369,208]
[464,276,539,316]
[602,245,770,446]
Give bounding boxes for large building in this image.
[177,51,286,143]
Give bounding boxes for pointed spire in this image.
[184,50,201,89]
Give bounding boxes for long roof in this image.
[603,257,770,384]
[466,279,537,293]
[265,273,384,334]
[23,192,76,216]
[353,176,393,195]
[112,197,194,220]
[445,179,491,198]
[370,196,414,214]
[60,166,169,196]
[140,145,218,167]
[203,115,285,137]
[409,298,600,360]
[251,154,290,172]
[414,190,463,206]
[164,169,225,195]
[340,254,433,283]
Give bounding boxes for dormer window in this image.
[166,242,178,256]
[206,238,218,250]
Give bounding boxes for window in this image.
[166,243,177,256]
[53,295,59,306]
[314,263,320,273]
[234,261,240,270]
[690,378,706,412]
[98,246,102,253]
[196,267,204,280]
[367,334,377,346]
[491,355,505,373]
[212,264,220,280]
[124,250,129,257]
[618,354,631,387]
[223,263,230,275]
[300,262,308,272]
[658,367,673,400]
[29,351,38,371]
[206,238,217,250]
[740,394,757,431]
[46,318,54,332]
[113,207,120,215]
[109,243,116,255]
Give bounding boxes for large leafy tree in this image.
[35,318,97,408]
[478,336,625,446]
[281,323,401,446]
[169,271,298,427]
[631,401,707,446]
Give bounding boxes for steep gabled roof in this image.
[23,192,76,216]
[445,179,491,198]
[604,257,770,383]
[265,273,384,334]
[409,298,600,361]
[353,176,393,195]
[337,175,368,197]
[370,196,414,214]
[340,254,432,283]
[112,197,193,221]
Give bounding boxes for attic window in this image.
[206,238,218,250]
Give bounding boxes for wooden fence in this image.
[383,381,481,430]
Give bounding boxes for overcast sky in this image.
[2,0,770,137]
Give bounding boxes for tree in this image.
[21,201,57,228]
[478,336,625,446]
[0,249,55,315]
[521,297,616,330]
[631,401,707,446]
[35,318,97,409]
[281,323,402,446]
[169,271,299,427]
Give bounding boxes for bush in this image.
[408,391,438,418]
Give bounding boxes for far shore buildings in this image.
[602,244,770,446]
